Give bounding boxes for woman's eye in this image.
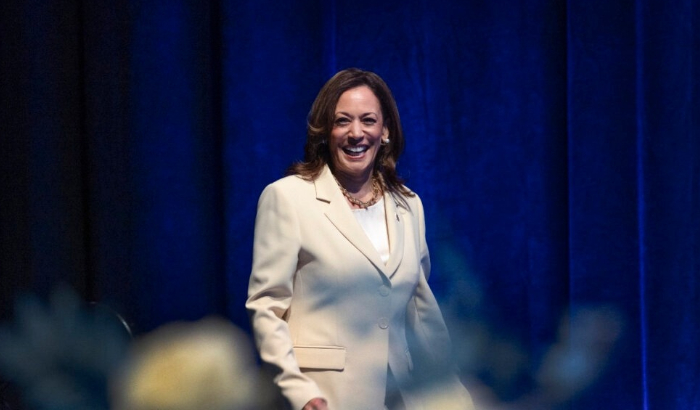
[362,118,377,125]
[335,118,350,125]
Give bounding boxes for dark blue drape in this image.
[1,0,698,408]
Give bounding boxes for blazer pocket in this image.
[293,345,346,371]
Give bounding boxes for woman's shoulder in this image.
[389,184,424,212]
[259,174,315,200]
[396,182,423,199]
[266,174,311,189]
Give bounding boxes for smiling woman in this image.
[246,68,474,410]
[328,85,388,205]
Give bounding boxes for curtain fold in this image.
[1,0,88,307]
[1,0,698,408]
[567,0,644,406]
[637,0,700,406]
[127,1,225,331]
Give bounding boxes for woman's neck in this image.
[334,170,374,199]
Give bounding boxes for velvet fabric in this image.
[1,0,698,408]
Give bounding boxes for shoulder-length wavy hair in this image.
[287,68,414,199]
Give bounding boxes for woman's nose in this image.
[350,120,363,138]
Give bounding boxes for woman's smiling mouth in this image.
[342,146,369,157]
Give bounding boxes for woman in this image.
[246,69,473,410]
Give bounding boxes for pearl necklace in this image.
[334,175,382,209]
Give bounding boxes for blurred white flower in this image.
[112,317,263,410]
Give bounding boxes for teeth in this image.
[345,146,367,153]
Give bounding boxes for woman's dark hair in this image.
[287,68,414,199]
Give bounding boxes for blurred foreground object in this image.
[0,286,130,410]
[534,306,623,404]
[433,237,624,409]
[453,305,623,410]
[112,317,264,410]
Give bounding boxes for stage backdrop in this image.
[1,0,698,409]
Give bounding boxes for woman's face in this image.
[329,85,388,182]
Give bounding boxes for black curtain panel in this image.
[1,1,698,408]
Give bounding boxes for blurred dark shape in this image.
[431,231,624,409]
[0,286,130,410]
[533,306,623,405]
[447,304,623,410]
[0,378,23,409]
[87,302,134,340]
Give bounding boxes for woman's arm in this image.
[406,195,453,370]
[246,182,325,409]
[406,195,475,409]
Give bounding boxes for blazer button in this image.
[378,317,389,329]
[378,285,390,296]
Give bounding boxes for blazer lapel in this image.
[384,191,405,278]
[315,166,387,273]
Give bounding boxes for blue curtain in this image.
[1,0,698,408]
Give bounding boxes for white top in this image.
[352,198,390,264]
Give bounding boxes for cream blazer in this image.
[247,165,473,410]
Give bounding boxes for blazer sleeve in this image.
[246,182,324,410]
[406,195,475,408]
[406,195,453,368]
